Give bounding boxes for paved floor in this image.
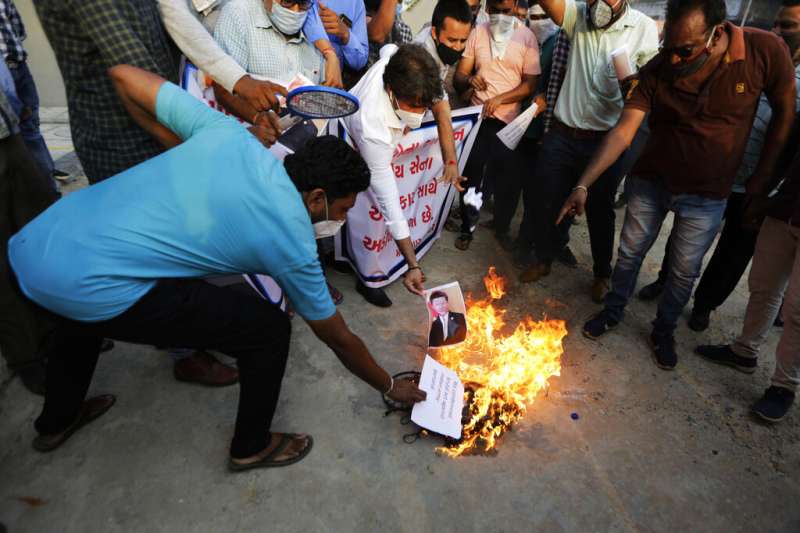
[1,114,799,532]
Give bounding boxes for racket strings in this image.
[290,91,358,118]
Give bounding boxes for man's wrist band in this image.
[573,185,589,195]
[407,265,422,272]
[384,375,394,395]
[447,159,457,166]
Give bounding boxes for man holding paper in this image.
[520,0,658,304]
[453,0,540,251]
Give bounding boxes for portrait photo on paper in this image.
[425,281,468,349]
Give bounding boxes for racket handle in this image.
[279,114,303,131]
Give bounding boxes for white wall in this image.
[15,0,67,107]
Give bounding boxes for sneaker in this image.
[591,277,610,304]
[753,386,795,422]
[638,280,665,301]
[582,310,619,340]
[649,332,677,370]
[519,261,551,283]
[688,308,711,332]
[556,246,578,268]
[694,344,757,374]
[356,280,392,307]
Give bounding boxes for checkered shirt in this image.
[34,0,179,183]
[0,86,17,139]
[543,29,570,133]
[0,1,26,63]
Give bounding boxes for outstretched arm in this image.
[108,65,181,149]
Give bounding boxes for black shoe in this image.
[638,280,665,301]
[16,361,46,396]
[649,332,677,370]
[100,338,115,353]
[583,311,619,340]
[753,386,795,422]
[556,246,578,268]
[495,232,516,252]
[513,248,535,270]
[695,344,757,373]
[356,280,392,307]
[688,308,711,332]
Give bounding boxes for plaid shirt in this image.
[367,15,412,68]
[0,86,17,139]
[34,0,178,183]
[543,29,569,133]
[0,0,26,63]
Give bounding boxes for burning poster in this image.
[411,355,464,439]
[425,282,468,349]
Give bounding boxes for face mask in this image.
[313,198,345,239]
[780,30,800,58]
[435,38,464,65]
[270,2,308,36]
[391,93,425,129]
[489,13,516,41]
[666,26,717,80]
[529,18,557,45]
[589,0,621,30]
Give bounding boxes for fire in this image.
[436,267,567,456]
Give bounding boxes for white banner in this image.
[333,107,482,288]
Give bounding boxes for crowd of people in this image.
[1,0,799,470]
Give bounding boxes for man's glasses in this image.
[660,25,717,60]
[278,0,312,10]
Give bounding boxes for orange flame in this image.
[436,269,567,456]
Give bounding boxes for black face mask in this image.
[665,50,710,80]
[781,30,800,58]
[436,40,464,66]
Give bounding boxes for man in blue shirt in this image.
[9,65,425,469]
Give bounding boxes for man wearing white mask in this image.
[9,65,427,463]
[520,0,658,305]
[342,43,464,307]
[212,0,325,121]
[453,0,540,251]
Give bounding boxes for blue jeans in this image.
[7,62,56,184]
[605,176,727,335]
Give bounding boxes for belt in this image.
[553,119,608,140]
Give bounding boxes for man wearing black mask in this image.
[560,0,797,371]
[415,0,474,106]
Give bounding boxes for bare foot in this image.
[231,432,310,466]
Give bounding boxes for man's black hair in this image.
[430,290,449,301]
[665,0,726,29]
[487,0,515,8]
[783,0,800,6]
[517,0,529,9]
[364,0,381,15]
[284,135,370,200]
[383,44,444,107]
[432,0,473,32]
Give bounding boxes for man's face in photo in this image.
[432,296,450,317]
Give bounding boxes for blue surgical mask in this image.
[270,2,308,35]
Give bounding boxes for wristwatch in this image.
[339,14,353,28]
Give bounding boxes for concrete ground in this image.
[1,111,799,533]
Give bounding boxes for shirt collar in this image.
[604,5,636,34]
[255,3,307,43]
[723,21,746,63]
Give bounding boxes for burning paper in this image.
[437,267,567,456]
[411,355,464,439]
[496,102,538,150]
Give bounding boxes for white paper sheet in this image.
[610,46,633,80]
[411,355,464,439]
[496,102,538,150]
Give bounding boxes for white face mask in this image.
[270,2,308,35]
[529,18,557,45]
[391,93,425,130]
[489,13,516,41]
[313,198,345,239]
[589,0,622,30]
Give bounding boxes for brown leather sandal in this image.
[33,394,116,452]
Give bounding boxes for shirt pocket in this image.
[301,50,323,83]
[591,56,621,100]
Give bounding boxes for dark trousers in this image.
[652,192,757,313]
[34,279,291,459]
[459,118,512,235]
[518,136,571,253]
[530,126,626,278]
[0,133,59,370]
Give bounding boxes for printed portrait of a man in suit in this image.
[428,290,467,347]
